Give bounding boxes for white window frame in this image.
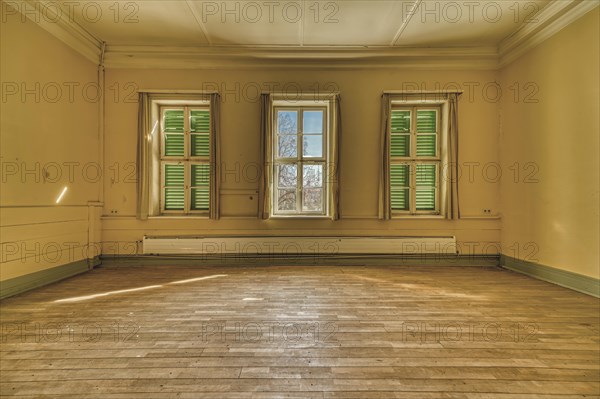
[271,102,331,217]
[390,105,442,216]
[159,105,211,215]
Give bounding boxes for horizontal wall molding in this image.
[101,254,499,268]
[142,235,458,255]
[0,257,100,300]
[103,45,499,70]
[500,255,600,298]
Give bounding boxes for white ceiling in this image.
[65,0,552,47]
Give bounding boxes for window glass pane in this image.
[277,189,296,211]
[303,164,323,188]
[164,164,184,186]
[391,189,409,211]
[391,110,410,133]
[302,188,323,212]
[163,109,184,133]
[191,188,209,211]
[278,164,297,188]
[391,134,409,157]
[278,111,298,134]
[416,164,437,211]
[164,133,184,156]
[190,109,209,133]
[390,164,409,188]
[164,164,184,211]
[416,164,436,186]
[416,188,436,211]
[303,135,323,158]
[191,164,210,186]
[303,111,323,134]
[278,135,297,158]
[164,188,185,210]
[416,110,437,133]
[191,134,209,157]
[416,134,436,157]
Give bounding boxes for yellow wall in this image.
[4,2,597,284]
[102,69,502,255]
[0,7,102,281]
[499,9,600,278]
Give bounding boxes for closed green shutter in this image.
[416,110,437,157]
[191,110,210,157]
[191,163,210,211]
[391,110,410,157]
[164,109,185,156]
[415,164,436,211]
[164,164,185,211]
[390,164,410,211]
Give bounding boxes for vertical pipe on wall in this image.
[97,42,106,204]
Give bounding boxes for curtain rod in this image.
[383,90,464,94]
[137,89,219,94]
[261,91,340,95]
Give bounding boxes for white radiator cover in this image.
[142,236,457,256]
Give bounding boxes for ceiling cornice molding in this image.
[11,0,598,70]
[104,45,500,70]
[498,0,599,67]
[10,0,103,64]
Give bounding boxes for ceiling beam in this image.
[185,0,212,45]
[391,0,422,46]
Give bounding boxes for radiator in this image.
[142,236,457,256]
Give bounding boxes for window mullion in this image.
[410,107,416,215]
[298,109,303,213]
[184,107,190,214]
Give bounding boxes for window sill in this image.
[149,215,209,220]
[268,215,332,220]
[391,214,446,220]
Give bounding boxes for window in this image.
[160,106,211,214]
[272,106,329,216]
[390,106,440,215]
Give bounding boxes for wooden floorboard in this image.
[1,264,599,398]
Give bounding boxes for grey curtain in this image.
[209,93,221,220]
[258,94,273,219]
[136,92,151,220]
[446,93,461,219]
[330,95,342,220]
[378,94,392,220]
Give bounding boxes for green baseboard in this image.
[100,253,499,268]
[0,257,101,300]
[500,254,600,297]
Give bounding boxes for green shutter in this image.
[190,110,210,133]
[391,134,410,157]
[416,110,437,133]
[416,164,437,211]
[390,164,410,211]
[191,164,210,211]
[416,110,437,157]
[163,109,185,156]
[164,110,184,132]
[164,164,185,211]
[391,110,411,158]
[391,110,411,133]
[164,134,184,156]
[416,134,436,157]
[191,134,209,157]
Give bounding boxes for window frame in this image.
[390,105,442,216]
[271,104,330,217]
[158,105,211,216]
